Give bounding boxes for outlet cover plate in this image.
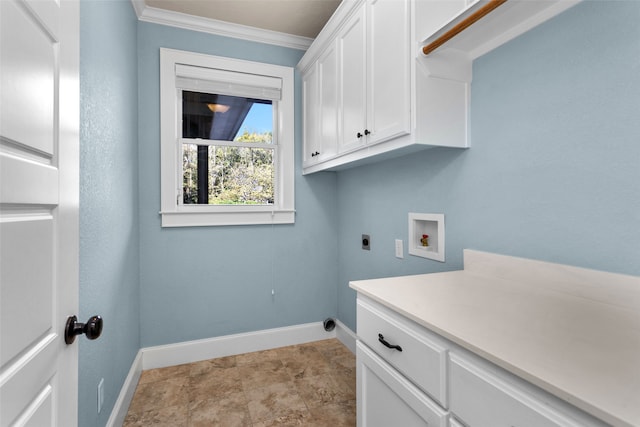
[362,234,370,250]
[97,378,104,414]
[395,239,404,258]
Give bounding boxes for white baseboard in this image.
[336,319,356,354]
[106,350,142,427]
[141,321,336,370]
[107,320,356,426]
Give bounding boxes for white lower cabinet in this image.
[355,296,609,427]
[449,353,606,427]
[357,341,448,427]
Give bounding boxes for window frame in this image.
[160,48,295,227]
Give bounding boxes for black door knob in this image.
[357,132,363,138]
[65,315,103,344]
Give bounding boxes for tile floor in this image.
[123,339,356,426]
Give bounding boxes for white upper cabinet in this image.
[300,0,467,174]
[339,0,411,154]
[299,0,581,174]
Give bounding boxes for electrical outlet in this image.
[362,234,370,250]
[97,378,104,414]
[395,239,404,258]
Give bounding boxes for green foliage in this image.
[182,130,274,205]
[234,130,273,144]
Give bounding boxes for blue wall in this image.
[79,0,140,426]
[137,23,338,347]
[78,1,639,425]
[336,0,640,330]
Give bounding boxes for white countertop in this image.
[349,250,640,427]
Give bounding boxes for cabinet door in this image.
[357,341,448,427]
[318,40,339,161]
[338,5,367,153]
[367,0,411,146]
[450,353,600,427]
[302,63,320,166]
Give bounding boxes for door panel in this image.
[367,0,411,145]
[0,339,57,426]
[302,63,319,165]
[318,40,338,160]
[0,217,54,365]
[0,0,79,425]
[0,155,58,204]
[339,6,366,153]
[22,385,54,427]
[0,0,56,155]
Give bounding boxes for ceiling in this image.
[144,0,341,39]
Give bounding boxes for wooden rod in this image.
[422,0,508,56]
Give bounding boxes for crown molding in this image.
[130,0,314,51]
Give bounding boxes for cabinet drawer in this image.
[450,353,603,427]
[356,297,448,406]
[357,341,448,427]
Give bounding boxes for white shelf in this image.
[421,0,581,60]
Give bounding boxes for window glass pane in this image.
[183,144,274,205]
[182,91,273,143]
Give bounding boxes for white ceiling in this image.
[144,0,341,39]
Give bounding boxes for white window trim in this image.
[159,48,295,227]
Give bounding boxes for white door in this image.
[0,0,79,425]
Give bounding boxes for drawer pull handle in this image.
[378,333,403,352]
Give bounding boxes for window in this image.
[160,48,295,227]
[181,92,274,206]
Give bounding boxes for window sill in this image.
[160,208,295,227]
